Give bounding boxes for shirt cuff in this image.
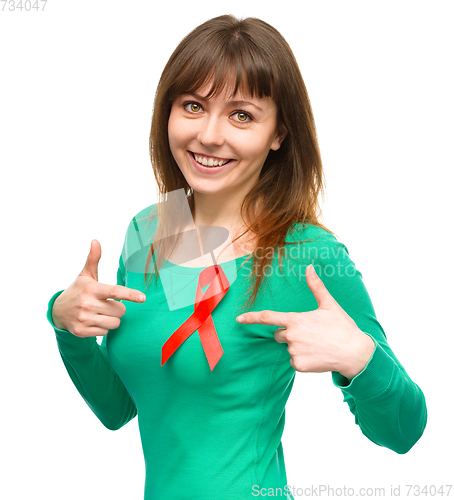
[331,333,396,400]
[47,290,96,357]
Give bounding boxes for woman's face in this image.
[168,82,286,204]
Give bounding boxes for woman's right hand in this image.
[51,239,146,337]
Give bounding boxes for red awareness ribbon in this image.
[161,264,230,371]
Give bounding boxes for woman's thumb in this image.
[80,239,101,281]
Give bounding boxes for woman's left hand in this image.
[236,264,376,381]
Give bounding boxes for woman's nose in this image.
[197,116,225,147]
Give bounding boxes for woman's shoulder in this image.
[285,221,339,245]
[120,203,160,272]
[283,222,350,266]
[122,203,159,247]
[125,203,160,234]
[132,202,159,222]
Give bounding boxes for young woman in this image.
[47,15,427,500]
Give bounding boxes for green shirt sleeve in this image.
[47,256,138,430]
[299,229,427,454]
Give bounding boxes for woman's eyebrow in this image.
[187,93,264,112]
[229,100,263,112]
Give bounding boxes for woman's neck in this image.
[187,190,262,258]
[192,194,242,229]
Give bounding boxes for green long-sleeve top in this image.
[47,204,427,499]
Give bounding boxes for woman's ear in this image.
[270,123,288,151]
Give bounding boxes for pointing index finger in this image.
[94,283,146,303]
[236,310,289,328]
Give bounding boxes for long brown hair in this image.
[142,14,336,312]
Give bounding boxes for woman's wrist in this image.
[339,332,376,382]
[51,294,68,331]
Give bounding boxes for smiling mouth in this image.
[189,151,234,168]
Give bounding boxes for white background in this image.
[1,1,453,499]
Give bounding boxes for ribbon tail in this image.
[198,316,224,371]
[161,313,202,366]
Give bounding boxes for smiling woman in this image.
[47,13,427,500]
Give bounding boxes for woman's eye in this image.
[184,102,202,113]
[232,111,252,123]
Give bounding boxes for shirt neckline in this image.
[161,253,252,275]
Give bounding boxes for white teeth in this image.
[194,154,229,167]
